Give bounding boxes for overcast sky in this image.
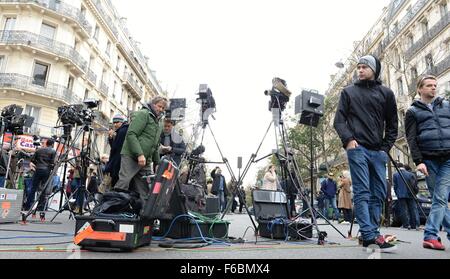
[112,0,390,186]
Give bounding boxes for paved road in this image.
[0,212,448,259]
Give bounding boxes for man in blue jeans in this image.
[405,75,450,251]
[334,55,398,253]
[320,174,339,221]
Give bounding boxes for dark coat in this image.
[210,169,229,197]
[321,178,337,199]
[105,123,129,175]
[393,169,416,199]
[334,79,398,152]
[160,131,186,166]
[405,97,450,165]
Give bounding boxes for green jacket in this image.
[121,106,163,166]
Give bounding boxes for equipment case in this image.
[75,215,152,252]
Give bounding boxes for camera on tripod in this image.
[264,78,293,112]
[196,84,216,114]
[1,105,35,135]
[57,99,100,126]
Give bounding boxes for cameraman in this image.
[24,139,56,211]
[160,119,186,166]
[114,97,168,202]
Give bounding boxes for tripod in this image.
[50,124,102,222]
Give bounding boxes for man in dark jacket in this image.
[393,163,419,230]
[25,138,56,211]
[334,55,398,253]
[405,75,450,251]
[160,119,186,166]
[320,174,339,220]
[114,97,168,202]
[210,167,228,213]
[105,114,129,187]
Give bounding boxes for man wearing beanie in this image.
[104,114,129,187]
[114,97,169,202]
[334,54,398,253]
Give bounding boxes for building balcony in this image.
[385,0,407,24]
[0,0,92,38]
[86,68,97,87]
[0,73,82,104]
[405,13,450,61]
[87,0,119,39]
[99,80,109,96]
[428,54,450,77]
[382,0,429,50]
[123,72,143,100]
[0,30,88,76]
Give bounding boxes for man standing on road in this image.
[334,54,398,253]
[405,75,450,251]
[114,97,168,202]
[393,163,419,230]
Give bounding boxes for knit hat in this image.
[358,55,382,80]
[112,114,127,123]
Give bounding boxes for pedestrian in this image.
[24,138,56,212]
[114,96,168,203]
[320,173,340,221]
[238,187,246,214]
[210,167,228,213]
[334,54,398,252]
[393,163,419,230]
[262,165,278,191]
[105,114,129,188]
[405,75,450,250]
[338,171,353,224]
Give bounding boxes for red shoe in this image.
[423,239,446,251]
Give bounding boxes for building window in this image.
[40,22,56,40]
[425,53,434,71]
[113,81,117,98]
[410,66,418,84]
[24,105,41,134]
[106,41,111,57]
[32,62,49,87]
[116,56,121,72]
[397,78,404,96]
[84,89,89,100]
[94,25,100,42]
[421,19,429,36]
[3,17,16,30]
[110,109,114,120]
[407,34,414,49]
[67,76,74,91]
[440,2,448,17]
[80,5,86,17]
[0,56,4,72]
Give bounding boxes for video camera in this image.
[57,99,100,126]
[1,105,35,135]
[196,84,216,114]
[264,78,293,112]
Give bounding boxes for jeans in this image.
[24,169,51,211]
[341,208,353,222]
[398,198,418,229]
[347,146,388,241]
[423,160,450,241]
[219,191,226,212]
[323,196,340,220]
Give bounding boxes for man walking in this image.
[25,139,56,211]
[405,75,450,251]
[114,97,168,202]
[320,173,339,221]
[334,54,398,252]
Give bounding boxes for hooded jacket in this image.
[405,97,450,165]
[334,79,398,152]
[121,105,163,166]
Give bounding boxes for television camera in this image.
[264,78,293,112]
[1,105,35,135]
